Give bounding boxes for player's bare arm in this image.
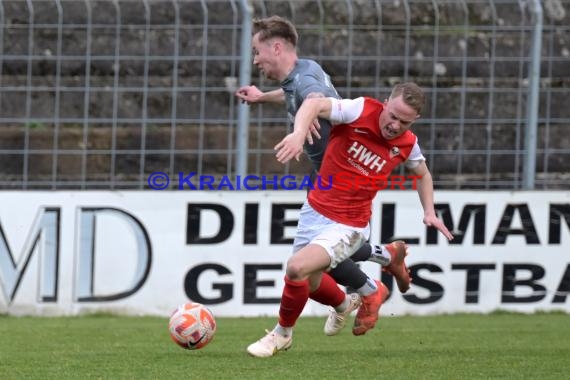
[235,86,285,105]
[408,161,454,241]
[275,97,332,163]
[304,91,326,144]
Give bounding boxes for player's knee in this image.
[285,257,306,280]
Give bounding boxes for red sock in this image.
[278,276,309,328]
[309,272,345,307]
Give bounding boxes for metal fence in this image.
[0,0,569,190]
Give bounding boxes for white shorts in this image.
[293,201,370,269]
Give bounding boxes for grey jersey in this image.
[281,59,340,172]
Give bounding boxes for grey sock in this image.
[357,277,379,297]
[274,324,293,337]
[369,244,391,266]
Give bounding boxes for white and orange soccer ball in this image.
[168,302,217,350]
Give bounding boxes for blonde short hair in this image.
[390,82,425,114]
[252,15,298,47]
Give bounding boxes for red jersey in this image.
[308,97,421,227]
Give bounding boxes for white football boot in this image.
[324,293,362,336]
[247,330,293,357]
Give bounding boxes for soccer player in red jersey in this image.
[247,82,453,357]
[237,16,412,340]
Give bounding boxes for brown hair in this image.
[252,16,298,47]
[390,82,425,114]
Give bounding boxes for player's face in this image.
[379,95,419,140]
[252,34,279,80]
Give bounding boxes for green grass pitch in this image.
[1,312,569,379]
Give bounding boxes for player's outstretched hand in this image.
[235,85,263,104]
[423,214,454,241]
[275,132,305,163]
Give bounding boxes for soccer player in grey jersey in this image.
[280,59,338,172]
[236,15,411,337]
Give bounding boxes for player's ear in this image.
[273,40,281,54]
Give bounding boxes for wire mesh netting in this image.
[0,0,568,190]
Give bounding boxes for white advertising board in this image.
[0,190,568,316]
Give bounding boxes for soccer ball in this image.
[168,302,217,350]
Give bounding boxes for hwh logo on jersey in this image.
[347,141,386,173]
